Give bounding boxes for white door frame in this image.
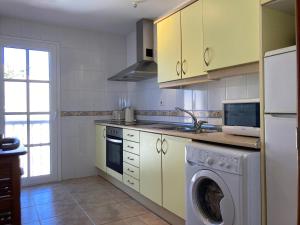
[0,35,61,186]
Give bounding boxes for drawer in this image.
[123,162,139,180]
[123,140,139,155]
[123,151,139,168]
[123,129,139,142]
[123,174,139,192]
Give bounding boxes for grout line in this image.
[67,192,96,225]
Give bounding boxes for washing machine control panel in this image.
[186,147,243,175]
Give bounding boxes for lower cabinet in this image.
[140,131,191,219]
[95,125,106,172]
[140,132,162,206]
[161,135,191,219]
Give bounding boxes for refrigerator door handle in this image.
[297,127,300,151]
[267,113,297,118]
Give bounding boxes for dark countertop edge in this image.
[0,146,27,156]
[95,121,260,150]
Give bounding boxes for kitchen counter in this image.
[95,120,260,149]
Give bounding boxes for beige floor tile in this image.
[21,206,39,224]
[33,190,75,205]
[21,176,170,225]
[40,217,93,225]
[22,221,41,225]
[36,201,82,220]
[138,213,170,225]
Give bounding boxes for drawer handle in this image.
[127,157,134,161]
[127,134,134,137]
[127,168,134,173]
[127,145,134,149]
[127,180,134,185]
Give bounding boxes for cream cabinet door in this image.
[95,125,106,172]
[203,0,259,71]
[161,135,191,219]
[157,12,182,83]
[181,0,207,78]
[140,132,162,206]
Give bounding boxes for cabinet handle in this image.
[204,47,210,66]
[161,138,168,155]
[127,157,134,161]
[182,59,187,75]
[156,138,162,154]
[127,134,134,137]
[176,61,181,76]
[127,145,134,149]
[127,180,134,185]
[103,129,106,139]
[127,168,134,173]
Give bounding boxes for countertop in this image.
[0,145,27,157]
[95,120,260,150]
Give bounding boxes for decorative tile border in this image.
[61,111,112,117]
[135,110,222,118]
[61,110,222,118]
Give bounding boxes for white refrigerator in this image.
[264,45,298,225]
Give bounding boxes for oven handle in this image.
[107,137,123,144]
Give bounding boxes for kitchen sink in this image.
[152,124,221,134]
[0,137,20,151]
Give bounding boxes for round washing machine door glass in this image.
[190,170,235,225]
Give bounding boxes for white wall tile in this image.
[207,79,226,110]
[225,75,247,100]
[246,73,260,99]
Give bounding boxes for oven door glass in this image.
[106,136,123,174]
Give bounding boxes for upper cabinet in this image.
[156,0,260,84]
[157,12,182,83]
[157,0,206,83]
[203,0,259,71]
[181,0,207,79]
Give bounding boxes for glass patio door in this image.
[0,38,59,186]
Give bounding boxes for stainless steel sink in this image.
[152,124,221,134]
[0,137,20,151]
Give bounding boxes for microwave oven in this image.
[222,99,260,137]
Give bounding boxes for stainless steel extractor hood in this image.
[108,19,157,82]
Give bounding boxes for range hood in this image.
[108,19,157,82]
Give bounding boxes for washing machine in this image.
[185,142,260,225]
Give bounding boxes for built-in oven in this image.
[106,127,123,175]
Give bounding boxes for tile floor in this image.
[21,176,170,225]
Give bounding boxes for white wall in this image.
[0,16,128,180]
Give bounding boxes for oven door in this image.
[106,136,123,174]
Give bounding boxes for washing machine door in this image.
[190,170,235,225]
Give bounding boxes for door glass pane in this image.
[20,153,28,178]
[5,115,27,145]
[4,82,27,112]
[29,83,49,112]
[30,145,50,176]
[29,50,49,81]
[4,48,26,80]
[30,115,50,144]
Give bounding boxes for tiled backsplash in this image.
[126,73,259,124]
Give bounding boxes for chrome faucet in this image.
[175,107,207,132]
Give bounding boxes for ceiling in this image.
[0,0,185,35]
